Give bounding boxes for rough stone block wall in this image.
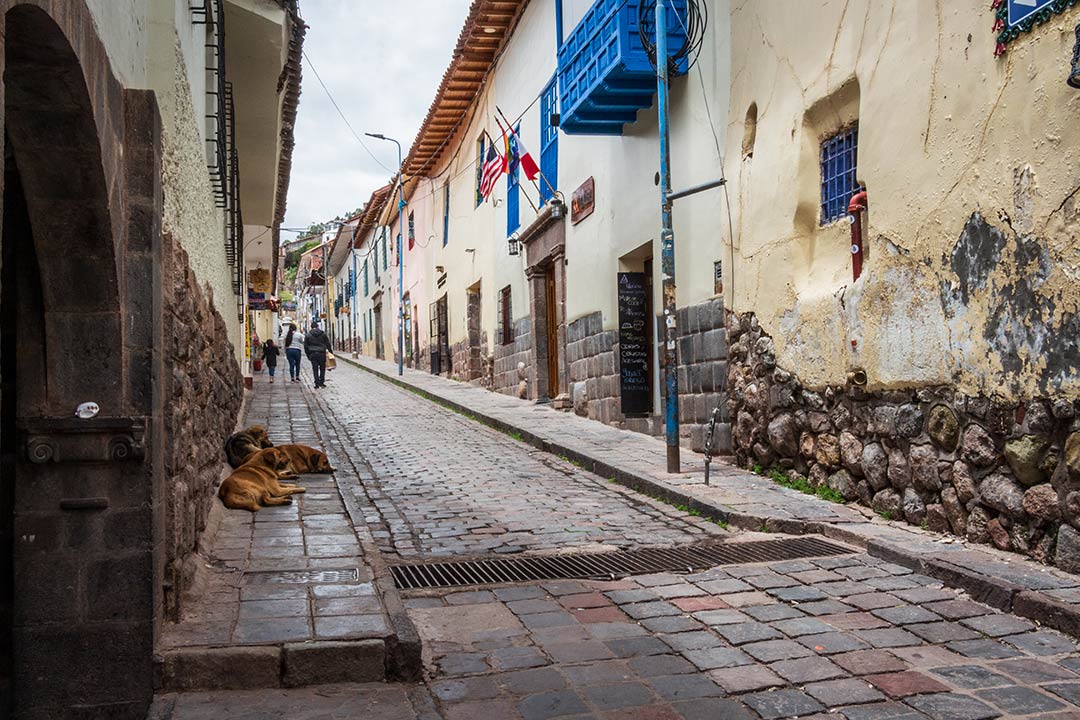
[161,235,243,618]
[450,332,493,388]
[565,301,730,445]
[727,309,1080,572]
[568,312,621,425]
[676,298,730,453]
[494,318,532,398]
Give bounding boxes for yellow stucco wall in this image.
[725,0,1080,401]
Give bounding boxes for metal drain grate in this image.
[390,537,853,590]
[244,568,360,585]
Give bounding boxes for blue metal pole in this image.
[656,0,680,473]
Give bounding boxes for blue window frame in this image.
[443,182,450,246]
[507,124,521,236]
[363,259,369,296]
[820,126,858,225]
[540,77,559,204]
[382,233,388,271]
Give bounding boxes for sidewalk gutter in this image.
[346,354,1080,640]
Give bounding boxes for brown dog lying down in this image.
[253,443,335,475]
[225,425,273,468]
[218,447,306,512]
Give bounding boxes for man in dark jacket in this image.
[304,321,332,388]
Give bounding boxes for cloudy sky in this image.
[282,1,472,234]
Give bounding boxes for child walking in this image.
[263,339,280,383]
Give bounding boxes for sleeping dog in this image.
[244,443,336,476]
[218,447,306,512]
[224,425,273,468]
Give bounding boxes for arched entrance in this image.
[1,3,159,717]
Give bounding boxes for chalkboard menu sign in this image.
[618,272,650,416]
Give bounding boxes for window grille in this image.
[475,136,486,207]
[820,126,858,225]
[443,182,450,246]
[499,286,514,345]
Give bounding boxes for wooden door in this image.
[545,266,558,398]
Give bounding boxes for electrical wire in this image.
[638,0,707,75]
[301,49,396,173]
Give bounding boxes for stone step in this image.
[156,639,387,692]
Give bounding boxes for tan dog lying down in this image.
[218,447,306,512]
[245,443,335,475]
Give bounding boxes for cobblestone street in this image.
[306,363,722,557]
[150,363,1080,719]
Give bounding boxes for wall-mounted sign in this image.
[617,272,650,417]
[571,176,595,225]
[249,268,271,292]
[993,0,1077,55]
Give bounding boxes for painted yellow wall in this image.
[724,0,1080,400]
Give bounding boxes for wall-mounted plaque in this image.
[571,176,595,225]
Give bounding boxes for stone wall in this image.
[568,312,620,425]
[675,298,729,453]
[494,317,532,398]
[566,300,730,447]
[161,235,244,618]
[449,332,493,387]
[727,309,1080,571]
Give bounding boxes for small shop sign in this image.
[571,176,595,225]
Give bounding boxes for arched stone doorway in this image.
[1,3,162,717]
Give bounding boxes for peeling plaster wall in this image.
[726,0,1080,402]
[158,41,241,355]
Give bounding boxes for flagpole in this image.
[492,106,557,208]
[493,115,540,215]
[495,105,559,204]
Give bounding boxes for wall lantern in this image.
[508,232,521,256]
[550,198,566,220]
[1069,24,1080,88]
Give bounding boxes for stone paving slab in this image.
[397,550,1080,719]
[148,682,436,719]
[349,356,1080,641]
[155,373,405,691]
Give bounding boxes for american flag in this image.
[478,140,505,202]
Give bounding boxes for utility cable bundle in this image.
[637,0,708,76]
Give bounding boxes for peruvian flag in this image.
[501,122,541,182]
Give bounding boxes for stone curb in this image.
[157,640,387,692]
[346,356,1080,642]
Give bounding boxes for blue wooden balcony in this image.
[557,0,688,135]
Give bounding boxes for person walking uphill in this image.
[282,319,305,383]
[263,339,280,383]
[305,321,332,389]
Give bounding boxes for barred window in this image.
[820,125,858,225]
[498,286,513,345]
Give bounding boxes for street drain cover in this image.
[390,537,854,590]
[243,568,360,585]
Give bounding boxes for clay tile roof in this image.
[403,0,530,178]
[355,184,392,245]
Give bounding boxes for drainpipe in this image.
[848,189,867,282]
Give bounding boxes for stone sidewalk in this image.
[155,370,416,692]
[349,356,1080,641]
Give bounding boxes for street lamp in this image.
[365,132,406,377]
